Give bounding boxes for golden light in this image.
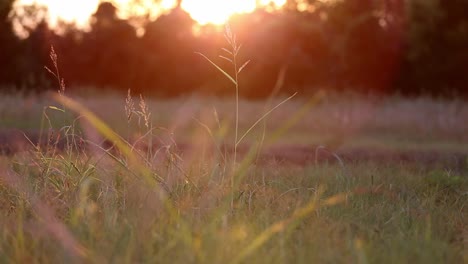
[180,0,286,25]
[15,0,101,28]
[14,0,287,29]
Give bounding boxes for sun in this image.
[181,0,254,25]
[181,0,286,25]
[14,0,287,30]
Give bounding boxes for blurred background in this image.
[0,0,467,98]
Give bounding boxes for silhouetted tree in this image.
[22,20,56,90]
[0,0,21,88]
[81,2,139,90]
[1,0,467,98]
[398,0,468,96]
[139,7,198,96]
[324,0,403,93]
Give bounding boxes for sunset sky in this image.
[14,0,288,29]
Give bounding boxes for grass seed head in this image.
[138,94,151,128]
[45,46,65,95]
[125,89,135,122]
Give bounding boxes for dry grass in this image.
[1,91,467,151]
[0,90,466,263]
[0,36,466,262]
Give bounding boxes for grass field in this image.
[2,91,467,149]
[0,90,467,263]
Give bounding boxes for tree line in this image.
[1,0,467,98]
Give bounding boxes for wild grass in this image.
[0,30,467,263]
[0,155,466,263]
[196,24,298,209]
[1,91,467,153]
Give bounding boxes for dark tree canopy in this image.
[0,0,21,86]
[1,0,467,98]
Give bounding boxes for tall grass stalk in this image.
[196,23,297,210]
[196,23,248,167]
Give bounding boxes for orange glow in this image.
[15,0,287,28]
[14,0,101,29]
[181,0,286,25]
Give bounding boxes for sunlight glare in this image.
[16,0,100,28]
[15,0,288,29]
[182,0,286,25]
[181,0,255,25]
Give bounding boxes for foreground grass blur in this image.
[0,91,466,263]
[0,156,465,263]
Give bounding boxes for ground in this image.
[0,91,466,263]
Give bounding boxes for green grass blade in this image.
[267,90,326,144]
[236,92,297,147]
[195,52,236,85]
[47,106,65,112]
[231,188,349,264]
[231,187,324,264]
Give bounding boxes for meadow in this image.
[0,89,466,263]
[0,0,467,262]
